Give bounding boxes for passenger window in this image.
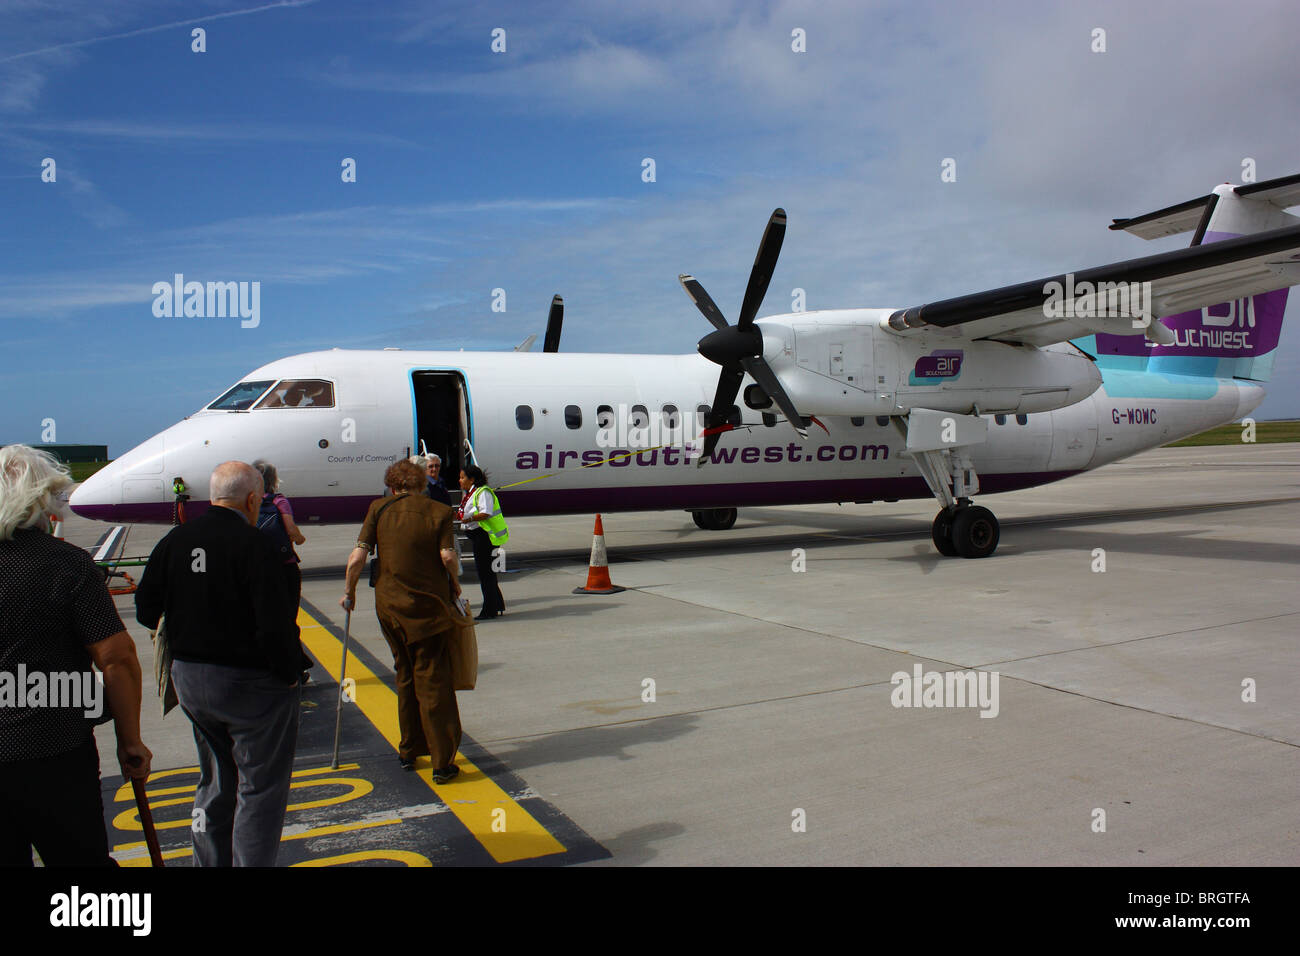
[1016,414,1028,426]
[850,416,865,426]
[516,405,534,430]
[597,405,615,429]
[662,405,680,429]
[875,416,890,427]
[995,414,1007,425]
[630,405,649,428]
[255,379,335,409]
[697,403,710,426]
[565,405,582,429]
[209,380,275,411]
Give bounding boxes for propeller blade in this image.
[679,275,729,331]
[543,295,563,352]
[699,367,744,464]
[740,356,809,436]
[736,208,786,330]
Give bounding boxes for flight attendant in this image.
[458,465,508,619]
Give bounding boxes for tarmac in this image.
[65,441,1299,866]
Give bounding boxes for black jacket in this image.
[135,505,300,684]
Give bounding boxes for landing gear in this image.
[932,503,1000,559]
[692,508,738,530]
[931,509,958,557]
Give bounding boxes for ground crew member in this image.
[458,464,508,620]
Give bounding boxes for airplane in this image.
[71,172,1300,558]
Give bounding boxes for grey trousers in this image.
[171,659,300,867]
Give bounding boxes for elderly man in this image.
[0,445,151,866]
[135,461,301,867]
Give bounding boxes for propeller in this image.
[543,294,563,352]
[679,208,810,464]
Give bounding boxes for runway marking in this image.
[296,605,568,864]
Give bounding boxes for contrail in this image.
[0,0,318,64]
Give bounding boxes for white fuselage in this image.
[71,317,1264,526]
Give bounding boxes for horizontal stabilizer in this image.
[1110,194,1214,240]
[1112,172,1300,240]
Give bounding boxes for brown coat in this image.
[357,493,455,642]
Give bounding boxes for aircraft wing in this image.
[885,223,1300,347]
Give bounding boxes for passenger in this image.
[342,460,463,782]
[459,464,508,620]
[424,453,451,506]
[135,461,301,867]
[0,445,152,867]
[252,459,312,682]
[300,383,328,406]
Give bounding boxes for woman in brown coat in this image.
[342,460,463,782]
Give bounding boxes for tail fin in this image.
[1093,174,1300,382]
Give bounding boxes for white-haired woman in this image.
[410,453,451,506]
[0,445,151,866]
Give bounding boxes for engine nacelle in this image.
[756,311,1102,417]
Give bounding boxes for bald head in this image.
[210,461,264,523]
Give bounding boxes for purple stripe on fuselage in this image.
[70,470,1081,526]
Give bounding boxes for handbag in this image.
[366,495,404,588]
[442,594,478,691]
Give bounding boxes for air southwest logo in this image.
[909,349,963,385]
[1172,297,1255,350]
[890,664,1000,718]
[151,273,260,328]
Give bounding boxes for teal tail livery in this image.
[1083,173,1300,383]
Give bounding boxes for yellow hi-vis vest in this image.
[467,486,509,546]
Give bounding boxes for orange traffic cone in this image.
[572,514,626,595]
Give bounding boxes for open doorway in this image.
[412,370,471,480]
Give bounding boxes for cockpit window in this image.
[208,380,275,411]
[255,380,336,409]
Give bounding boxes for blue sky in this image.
[2,0,1298,454]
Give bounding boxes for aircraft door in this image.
[412,370,472,479]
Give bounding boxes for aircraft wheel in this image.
[692,508,737,530]
[951,506,999,559]
[931,509,959,557]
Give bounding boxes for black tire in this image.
[951,506,999,558]
[931,509,959,556]
[692,508,737,530]
[710,508,737,530]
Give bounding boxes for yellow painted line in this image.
[115,814,403,854]
[117,847,191,867]
[297,605,566,864]
[293,849,431,867]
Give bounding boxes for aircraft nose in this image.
[70,432,169,522]
[69,464,117,520]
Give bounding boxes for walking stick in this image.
[131,777,165,867]
[331,605,352,770]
